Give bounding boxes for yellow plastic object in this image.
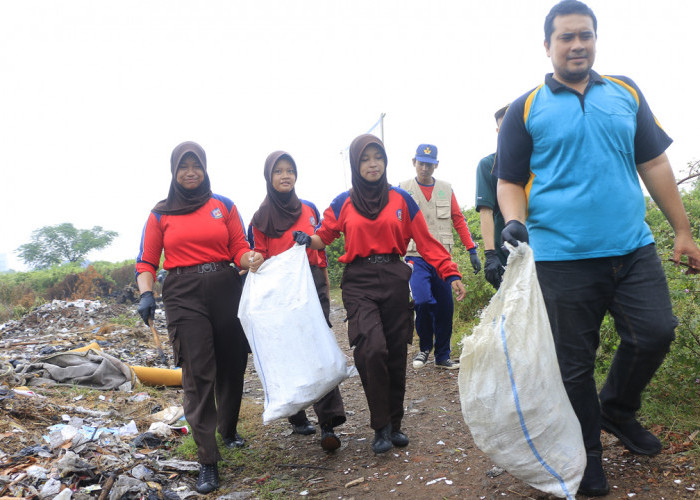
[66,340,181,386]
[69,342,102,353]
[130,366,182,387]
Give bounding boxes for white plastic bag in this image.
[238,244,353,424]
[458,243,585,499]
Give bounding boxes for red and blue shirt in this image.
[316,187,461,281]
[136,194,250,280]
[248,200,327,268]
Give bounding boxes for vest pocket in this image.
[436,199,451,219]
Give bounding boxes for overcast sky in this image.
[2,0,698,272]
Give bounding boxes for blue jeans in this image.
[535,244,676,455]
[406,257,454,363]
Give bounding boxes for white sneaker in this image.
[412,350,429,369]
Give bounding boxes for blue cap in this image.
[415,144,438,164]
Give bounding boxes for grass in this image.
[108,312,141,328]
[173,399,308,497]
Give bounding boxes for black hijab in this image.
[153,141,213,215]
[349,134,390,220]
[251,151,303,238]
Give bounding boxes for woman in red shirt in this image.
[248,150,346,452]
[136,141,255,494]
[296,134,466,454]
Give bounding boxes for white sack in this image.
[238,244,353,424]
[458,243,585,499]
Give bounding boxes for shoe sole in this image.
[372,443,393,454]
[435,364,459,370]
[601,419,661,456]
[321,435,341,451]
[390,437,409,447]
[577,485,610,497]
[292,427,316,436]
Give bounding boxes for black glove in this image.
[137,291,156,326]
[292,230,312,247]
[484,249,505,290]
[469,250,482,274]
[501,220,529,248]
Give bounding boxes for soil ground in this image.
[0,296,697,499]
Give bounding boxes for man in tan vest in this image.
[399,144,481,369]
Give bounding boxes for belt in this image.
[353,253,401,264]
[174,261,231,274]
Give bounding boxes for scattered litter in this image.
[486,466,505,478]
[426,477,447,486]
[345,477,365,488]
[129,391,151,402]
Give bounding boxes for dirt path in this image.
[231,299,698,499]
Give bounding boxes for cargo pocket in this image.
[436,199,451,219]
[343,300,364,347]
[167,324,184,368]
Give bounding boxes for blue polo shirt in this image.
[495,71,672,261]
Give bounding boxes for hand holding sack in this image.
[292,230,312,247]
[501,220,529,248]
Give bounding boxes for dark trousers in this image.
[535,244,676,455]
[163,266,249,464]
[407,257,454,362]
[341,259,413,431]
[289,265,346,428]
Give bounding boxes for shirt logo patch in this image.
[310,216,316,227]
[396,209,403,221]
[211,208,223,219]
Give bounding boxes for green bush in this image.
[325,235,346,288]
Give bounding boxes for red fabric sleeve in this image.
[135,212,164,280]
[451,192,476,250]
[227,205,252,267]
[410,208,462,281]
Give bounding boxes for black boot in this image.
[291,419,316,435]
[601,414,661,455]
[371,424,393,454]
[223,431,245,449]
[195,463,219,494]
[390,429,409,447]
[578,454,609,497]
[320,423,341,451]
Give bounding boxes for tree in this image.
[16,223,118,270]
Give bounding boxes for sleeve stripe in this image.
[602,76,639,105]
[523,84,544,124]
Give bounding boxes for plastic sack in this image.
[238,244,353,424]
[458,243,585,499]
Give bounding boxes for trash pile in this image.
[0,298,204,499]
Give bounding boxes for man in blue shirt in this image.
[495,0,700,496]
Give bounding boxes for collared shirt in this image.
[495,70,672,261]
[136,194,250,279]
[248,200,327,268]
[316,187,461,281]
